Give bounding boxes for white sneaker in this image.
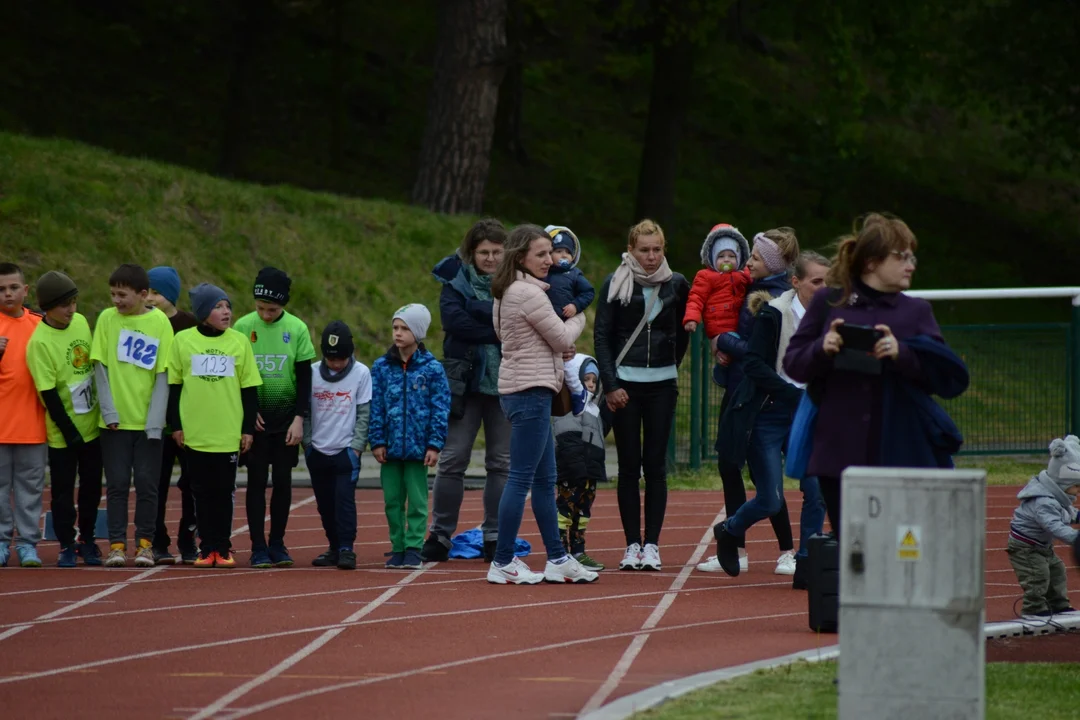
[619,543,643,571]
[134,545,155,568]
[697,552,749,573]
[740,553,749,572]
[544,556,599,584]
[640,543,661,571]
[774,550,797,576]
[105,548,127,568]
[486,557,543,585]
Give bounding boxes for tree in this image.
[412,0,508,214]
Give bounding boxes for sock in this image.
[138,538,152,550]
[551,555,570,565]
[110,542,125,551]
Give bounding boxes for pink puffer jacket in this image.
[494,272,587,394]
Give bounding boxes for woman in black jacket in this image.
[593,219,689,572]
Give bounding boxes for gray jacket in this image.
[1010,472,1080,546]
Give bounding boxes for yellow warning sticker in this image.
[897,525,922,561]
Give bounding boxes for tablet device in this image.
[834,324,884,374]
[838,324,884,353]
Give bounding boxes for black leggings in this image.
[612,380,678,547]
[819,476,841,537]
[718,458,794,551]
[245,431,298,549]
[187,448,238,554]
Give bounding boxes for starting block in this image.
[43,508,108,543]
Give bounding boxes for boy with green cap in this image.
[26,271,103,567]
[233,267,315,568]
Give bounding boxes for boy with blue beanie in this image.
[146,266,199,563]
[544,225,596,410]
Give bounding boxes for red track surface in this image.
[0,485,1068,719]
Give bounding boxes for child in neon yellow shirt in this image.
[167,284,261,568]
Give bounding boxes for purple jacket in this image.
[782,284,943,479]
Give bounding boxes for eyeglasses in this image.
[890,250,918,266]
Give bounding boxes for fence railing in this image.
[669,287,1080,469]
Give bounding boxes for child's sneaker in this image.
[487,557,543,585]
[336,551,357,570]
[0,545,10,567]
[57,546,78,568]
[268,545,294,568]
[401,548,424,569]
[774,550,796,576]
[193,550,216,568]
[178,547,199,565]
[16,545,43,568]
[544,555,599,584]
[640,543,661,571]
[384,551,405,568]
[250,548,273,568]
[134,545,155,568]
[215,551,237,568]
[619,543,643,571]
[152,547,175,565]
[312,550,339,567]
[105,546,127,567]
[574,553,605,571]
[77,542,103,566]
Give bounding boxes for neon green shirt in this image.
[90,306,173,430]
[232,310,315,433]
[167,327,262,453]
[26,313,100,448]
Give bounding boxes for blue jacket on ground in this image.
[432,254,500,394]
[368,344,451,462]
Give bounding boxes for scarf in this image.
[752,233,787,275]
[465,264,492,301]
[465,263,500,395]
[607,252,673,306]
[320,357,355,383]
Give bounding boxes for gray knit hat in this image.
[1047,438,1080,490]
[36,271,78,311]
[189,283,230,323]
[393,303,432,342]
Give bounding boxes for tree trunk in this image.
[412,0,508,214]
[633,17,696,231]
[217,1,272,177]
[495,0,527,164]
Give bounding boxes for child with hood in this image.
[682,224,752,386]
[545,225,597,409]
[1007,435,1080,617]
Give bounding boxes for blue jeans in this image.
[796,475,826,559]
[725,400,792,538]
[494,388,566,565]
[307,448,360,552]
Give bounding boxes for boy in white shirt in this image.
[303,321,371,570]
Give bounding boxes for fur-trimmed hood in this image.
[545,225,581,271]
[746,289,776,315]
[699,224,750,272]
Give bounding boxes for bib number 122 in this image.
[117,330,159,369]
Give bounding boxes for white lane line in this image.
[579,507,726,715]
[188,565,431,720]
[209,610,804,719]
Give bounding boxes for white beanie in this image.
[711,238,742,270]
[393,303,432,342]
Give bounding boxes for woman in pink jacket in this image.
[487,225,599,585]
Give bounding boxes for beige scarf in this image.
[607,252,673,306]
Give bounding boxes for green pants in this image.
[1006,537,1072,615]
[380,460,428,552]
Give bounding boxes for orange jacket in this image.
[683,268,752,338]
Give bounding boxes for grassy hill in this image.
[0,132,619,358]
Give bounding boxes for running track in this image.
[0,485,1065,719]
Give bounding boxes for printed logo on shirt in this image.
[67,340,92,375]
[249,331,258,343]
[313,388,353,416]
[282,331,291,344]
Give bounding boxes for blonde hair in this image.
[827,213,917,305]
[491,224,549,299]
[628,219,665,249]
[761,226,800,266]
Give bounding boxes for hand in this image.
[423,449,439,467]
[873,324,900,360]
[373,446,387,464]
[255,413,265,432]
[107,423,119,431]
[562,343,575,362]
[714,350,730,367]
[240,434,253,454]
[684,321,698,333]
[285,416,304,446]
[606,388,629,412]
[562,304,577,318]
[172,430,185,449]
[822,318,845,356]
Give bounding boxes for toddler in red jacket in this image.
[682,224,752,385]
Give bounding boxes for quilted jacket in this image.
[368,344,451,461]
[494,272,586,394]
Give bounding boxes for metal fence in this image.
[669,322,1077,469]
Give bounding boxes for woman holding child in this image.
[487,224,598,585]
[593,220,690,572]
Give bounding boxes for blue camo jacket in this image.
[368,344,451,462]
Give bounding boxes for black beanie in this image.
[253,267,291,305]
[321,320,355,359]
[36,271,79,311]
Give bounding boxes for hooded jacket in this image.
[714,272,791,393]
[1010,472,1080,547]
[684,224,753,338]
[543,226,595,315]
[432,253,501,395]
[368,344,451,462]
[553,354,610,486]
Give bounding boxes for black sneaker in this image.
[178,547,199,565]
[268,545,294,567]
[152,547,175,565]
[312,550,339,567]
[402,548,424,569]
[337,551,357,570]
[483,540,497,563]
[421,534,449,562]
[713,522,741,577]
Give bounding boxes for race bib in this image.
[117,329,160,370]
[69,375,97,415]
[191,354,236,378]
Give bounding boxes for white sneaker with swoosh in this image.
[487,557,544,585]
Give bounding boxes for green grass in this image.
[0,132,619,359]
[633,660,1080,720]
[665,457,1044,492]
